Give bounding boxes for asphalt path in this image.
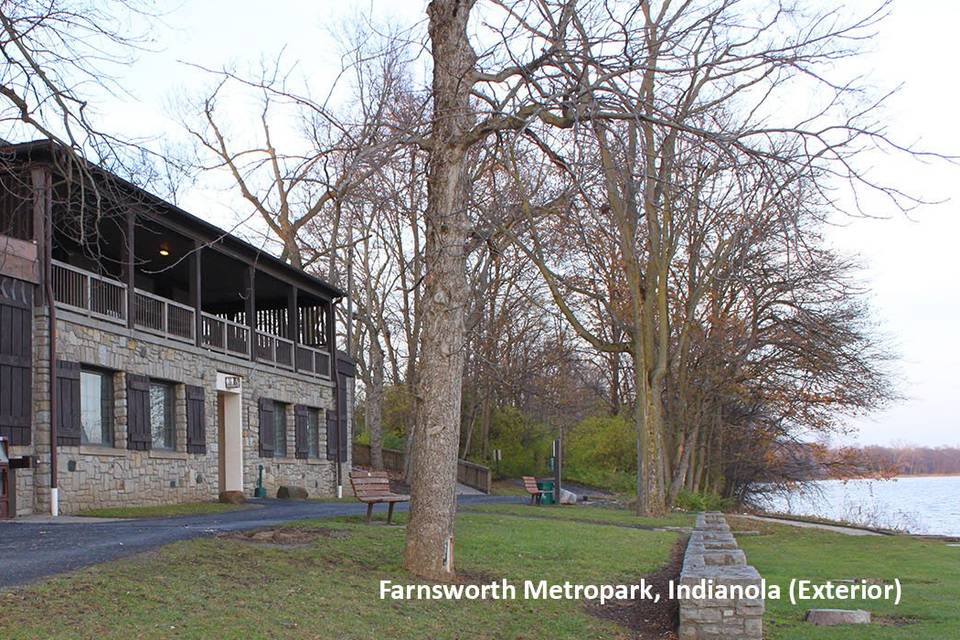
[0,495,520,589]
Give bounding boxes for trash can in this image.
[537,479,555,505]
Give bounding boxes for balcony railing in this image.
[51,260,126,323]
[133,290,195,343]
[200,313,250,358]
[296,344,331,378]
[51,261,331,380]
[255,331,294,369]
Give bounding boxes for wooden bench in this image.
[522,476,544,505]
[349,470,410,524]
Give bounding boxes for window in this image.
[273,401,288,457]
[306,407,320,458]
[149,381,175,450]
[80,369,113,446]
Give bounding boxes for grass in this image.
[0,507,679,639]
[730,516,960,639]
[77,501,252,519]
[464,502,696,529]
[9,503,958,639]
[563,467,636,494]
[490,479,528,497]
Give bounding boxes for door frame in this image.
[0,437,10,519]
[215,373,244,494]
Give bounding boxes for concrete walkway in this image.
[0,494,520,589]
[456,482,485,496]
[737,514,883,536]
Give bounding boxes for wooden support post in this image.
[388,501,395,525]
[190,242,202,347]
[246,266,256,362]
[366,502,373,524]
[288,286,298,371]
[124,210,135,328]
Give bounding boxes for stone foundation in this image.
[14,309,347,516]
[678,512,764,640]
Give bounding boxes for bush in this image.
[563,467,635,494]
[674,489,733,512]
[487,406,553,478]
[353,430,404,451]
[565,414,636,474]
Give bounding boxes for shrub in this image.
[674,489,733,512]
[486,406,554,478]
[566,414,635,473]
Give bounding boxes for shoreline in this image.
[823,473,960,480]
[748,510,960,541]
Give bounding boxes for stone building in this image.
[0,140,354,517]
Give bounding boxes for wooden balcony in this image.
[50,260,331,379]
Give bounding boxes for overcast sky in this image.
[78,1,960,447]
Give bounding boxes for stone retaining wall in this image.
[678,512,764,640]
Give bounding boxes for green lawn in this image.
[6,505,957,639]
[464,502,696,529]
[730,516,960,639]
[0,508,679,639]
[77,501,253,519]
[490,479,529,497]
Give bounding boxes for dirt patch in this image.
[218,527,348,547]
[875,614,922,627]
[585,535,687,639]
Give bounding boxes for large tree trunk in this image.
[403,0,476,582]
[367,334,385,470]
[632,343,667,516]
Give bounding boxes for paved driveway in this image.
[0,495,518,589]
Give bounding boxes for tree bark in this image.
[403,0,476,582]
[367,333,385,470]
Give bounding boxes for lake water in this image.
[759,475,960,536]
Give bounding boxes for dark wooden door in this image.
[0,277,33,447]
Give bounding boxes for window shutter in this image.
[185,385,205,454]
[325,410,337,461]
[258,397,274,457]
[0,280,33,446]
[294,405,309,459]
[55,361,81,446]
[126,373,151,451]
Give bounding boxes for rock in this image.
[218,491,246,505]
[559,488,578,504]
[277,485,309,500]
[805,609,871,626]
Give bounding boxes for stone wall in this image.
[23,309,345,515]
[678,512,764,640]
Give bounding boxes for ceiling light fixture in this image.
[159,241,170,257]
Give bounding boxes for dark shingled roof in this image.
[1,138,345,299]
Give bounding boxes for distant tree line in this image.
[844,446,960,477]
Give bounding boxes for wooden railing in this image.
[255,331,294,369]
[295,344,331,378]
[51,260,332,380]
[352,443,405,471]
[133,290,195,343]
[352,443,492,494]
[457,459,493,495]
[201,312,250,358]
[51,260,126,323]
